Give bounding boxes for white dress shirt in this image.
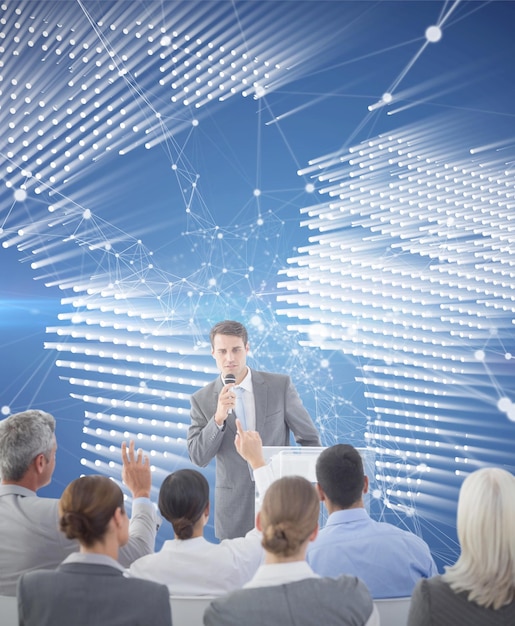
[129,528,263,595]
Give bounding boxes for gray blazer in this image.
[204,575,374,626]
[408,576,515,626]
[17,562,172,626]
[188,369,321,539]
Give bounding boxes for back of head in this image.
[158,469,209,540]
[260,476,320,558]
[0,409,55,481]
[209,320,248,347]
[315,444,364,508]
[443,467,515,609]
[59,475,124,547]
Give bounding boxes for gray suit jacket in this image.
[204,575,374,626]
[408,576,515,626]
[188,369,321,539]
[17,562,172,626]
[0,485,159,596]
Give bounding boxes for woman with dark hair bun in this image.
[17,475,172,626]
[204,475,379,626]
[158,469,210,540]
[129,463,264,595]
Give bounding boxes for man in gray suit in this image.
[0,409,159,595]
[188,320,321,539]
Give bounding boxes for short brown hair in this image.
[209,320,248,348]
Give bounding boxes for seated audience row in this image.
[2,409,514,626]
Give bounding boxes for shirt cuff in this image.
[253,463,275,500]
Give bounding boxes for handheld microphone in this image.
[223,373,236,414]
[224,373,236,385]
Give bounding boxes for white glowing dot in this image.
[497,397,512,413]
[305,183,315,193]
[192,119,199,127]
[14,188,27,201]
[474,350,485,361]
[254,84,266,98]
[83,209,92,219]
[1,406,10,416]
[505,352,512,360]
[253,188,261,197]
[425,25,442,43]
[160,35,171,46]
[382,92,393,103]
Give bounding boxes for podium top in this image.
[261,446,374,484]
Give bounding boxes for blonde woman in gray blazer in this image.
[408,467,515,626]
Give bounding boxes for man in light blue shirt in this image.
[307,444,438,598]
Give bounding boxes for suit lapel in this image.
[251,369,267,435]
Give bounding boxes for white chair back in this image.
[0,595,18,626]
[374,596,411,626]
[169,595,216,626]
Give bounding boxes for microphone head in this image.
[224,373,236,385]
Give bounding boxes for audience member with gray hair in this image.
[408,467,515,625]
[0,409,159,595]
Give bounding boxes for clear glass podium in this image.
[257,446,375,518]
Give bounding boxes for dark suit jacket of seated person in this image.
[0,409,159,596]
[205,475,379,626]
[129,467,264,594]
[408,467,515,626]
[306,443,438,598]
[17,475,171,626]
[187,320,321,540]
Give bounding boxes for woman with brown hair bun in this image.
[205,475,379,626]
[17,475,172,626]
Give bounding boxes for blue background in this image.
[1,1,515,570]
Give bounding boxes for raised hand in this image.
[121,440,152,499]
[234,419,265,469]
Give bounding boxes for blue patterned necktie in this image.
[234,386,247,429]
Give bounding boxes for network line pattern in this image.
[1,1,514,563]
